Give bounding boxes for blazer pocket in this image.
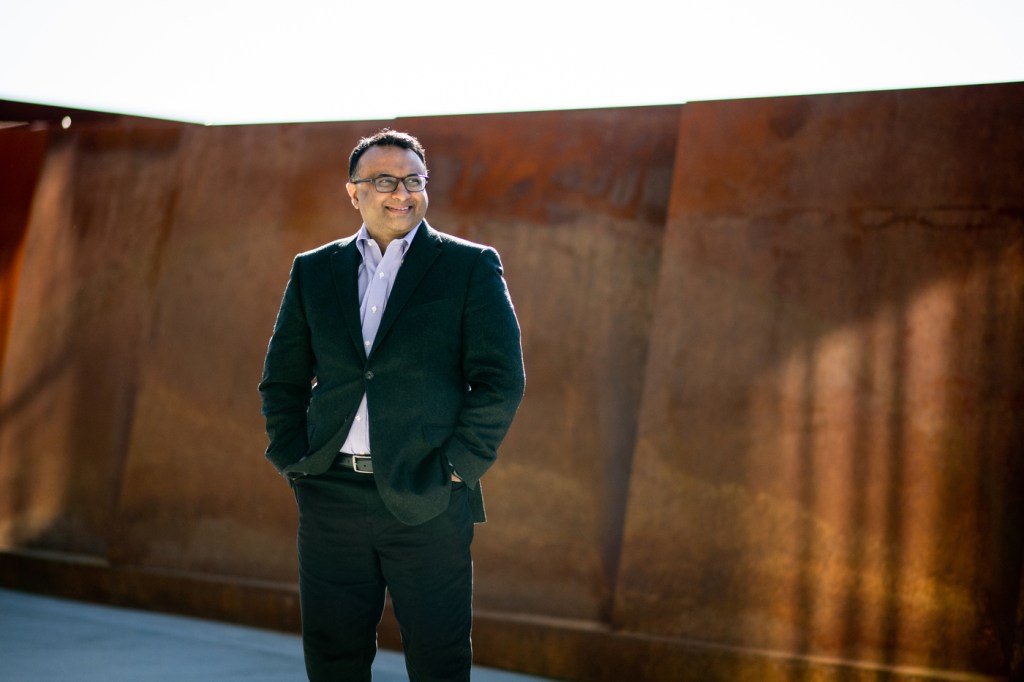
[401,298,459,322]
[405,292,459,309]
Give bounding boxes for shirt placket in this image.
[346,240,405,456]
[361,244,401,351]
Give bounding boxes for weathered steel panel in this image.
[614,84,1024,676]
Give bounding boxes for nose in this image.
[391,183,411,198]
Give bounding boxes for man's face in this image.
[346,145,428,246]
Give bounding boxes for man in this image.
[259,129,525,682]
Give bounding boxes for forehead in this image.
[354,145,426,177]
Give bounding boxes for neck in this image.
[365,222,420,253]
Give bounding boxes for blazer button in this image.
[365,371,374,380]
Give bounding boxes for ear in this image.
[345,182,359,209]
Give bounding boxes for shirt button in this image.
[355,415,362,421]
[365,371,374,380]
[379,272,386,279]
[371,305,378,313]
[364,340,371,347]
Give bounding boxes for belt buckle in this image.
[350,455,373,474]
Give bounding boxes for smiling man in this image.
[259,129,526,681]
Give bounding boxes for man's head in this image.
[348,129,426,179]
[346,129,429,249]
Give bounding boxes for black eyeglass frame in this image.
[350,174,429,193]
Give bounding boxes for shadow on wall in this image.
[773,215,1024,673]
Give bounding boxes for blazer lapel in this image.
[371,222,441,355]
[331,238,367,361]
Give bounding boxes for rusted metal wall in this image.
[1,84,1021,681]
[611,85,1024,680]
[0,129,46,387]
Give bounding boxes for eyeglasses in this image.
[351,174,428,193]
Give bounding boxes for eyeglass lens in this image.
[373,175,427,192]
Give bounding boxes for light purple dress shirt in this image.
[339,223,420,456]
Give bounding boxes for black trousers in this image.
[293,461,475,682]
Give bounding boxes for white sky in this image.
[0,0,1021,125]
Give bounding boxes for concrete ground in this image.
[0,588,553,681]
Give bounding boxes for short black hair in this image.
[348,129,427,179]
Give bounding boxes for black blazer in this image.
[259,222,525,525]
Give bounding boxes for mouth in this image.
[386,205,413,215]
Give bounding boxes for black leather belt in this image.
[337,453,373,474]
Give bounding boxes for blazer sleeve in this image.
[258,256,316,474]
[441,247,526,488]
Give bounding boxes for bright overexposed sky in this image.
[1,0,1021,125]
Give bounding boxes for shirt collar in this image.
[355,222,421,255]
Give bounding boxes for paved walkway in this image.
[0,588,552,681]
